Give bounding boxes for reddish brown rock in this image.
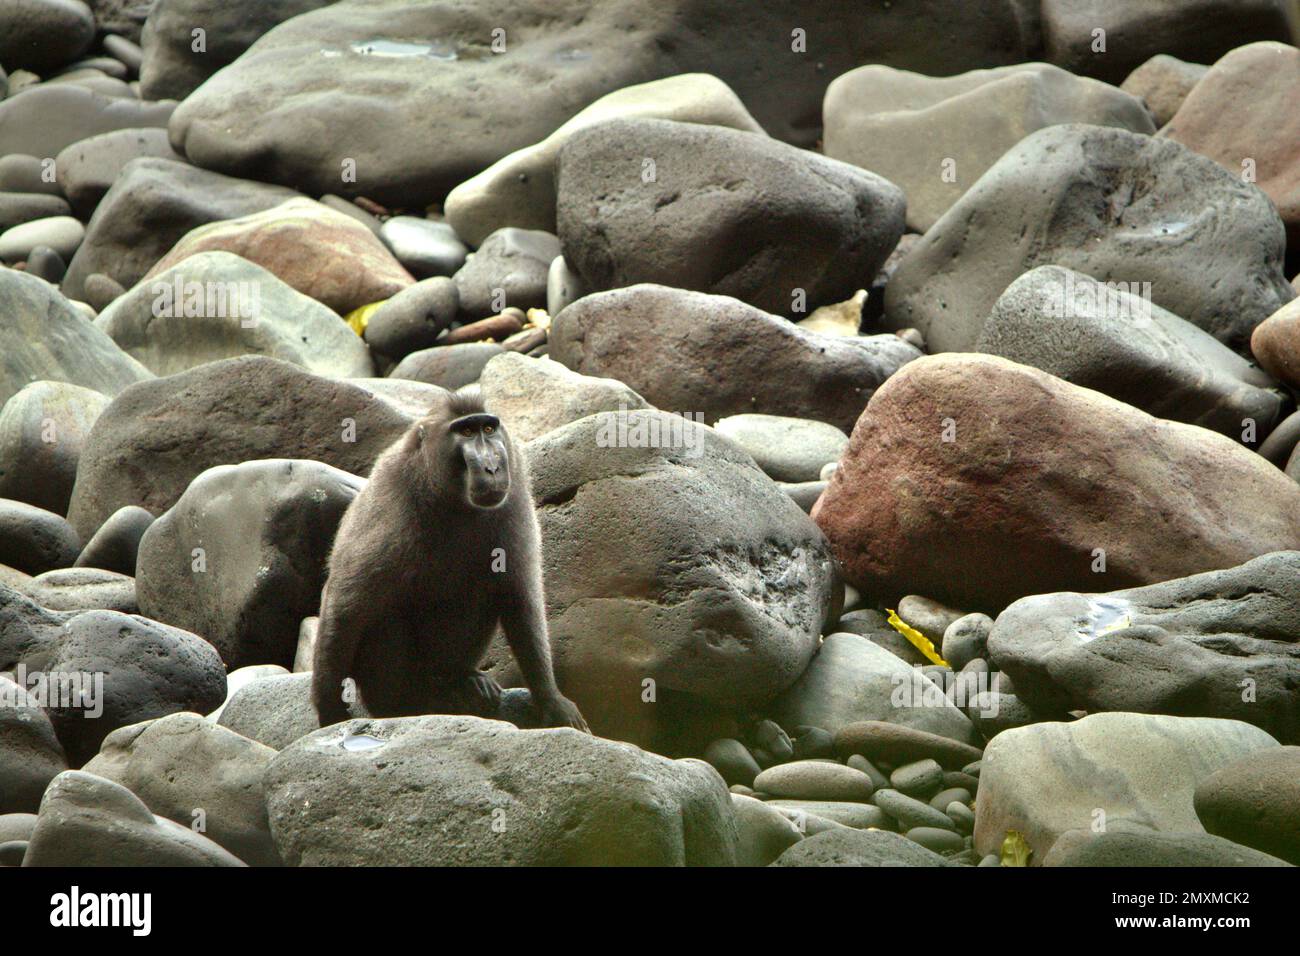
[1250,299,1300,388]
[144,197,414,315]
[812,354,1300,612]
[1162,42,1300,250]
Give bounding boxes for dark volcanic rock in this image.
[0,86,173,160]
[264,715,738,866]
[60,158,299,304]
[0,270,152,408]
[167,0,1032,206]
[1041,0,1292,84]
[976,265,1284,439]
[0,0,95,74]
[74,505,154,575]
[557,119,905,317]
[140,0,337,101]
[137,459,364,669]
[989,552,1300,743]
[65,357,413,541]
[39,610,227,765]
[481,409,837,752]
[0,500,80,576]
[884,125,1295,354]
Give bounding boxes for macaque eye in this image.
[459,425,475,438]
[482,424,495,434]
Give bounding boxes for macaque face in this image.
[448,413,511,509]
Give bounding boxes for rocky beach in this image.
[1,0,1299,875]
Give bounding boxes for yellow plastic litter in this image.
[886,608,949,667]
[343,300,386,337]
[1001,830,1032,867]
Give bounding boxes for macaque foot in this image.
[536,693,591,733]
[463,671,503,715]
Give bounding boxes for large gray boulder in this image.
[136,459,364,669]
[60,158,299,304]
[445,73,765,247]
[0,382,110,516]
[0,582,70,669]
[54,128,183,218]
[0,270,152,408]
[1041,0,1292,84]
[65,356,412,541]
[0,501,80,576]
[824,62,1155,232]
[0,86,173,160]
[83,712,281,866]
[976,265,1284,438]
[96,252,375,378]
[973,712,1279,860]
[550,285,920,434]
[216,672,320,751]
[140,0,338,101]
[988,551,1300,744]
[19,568,137,614]
[1194,746,1300,866]
[481,410,837,752]
[884,125,1295,354]
[41,610,228,765]
[24,770,244,866]
[1042,823,1292,867]
[264,716,738,866]
[557,118,905,318]
[167,0,1032,206]
[0,676,68,813]
[0,0,95,74]
[713,415,848,484]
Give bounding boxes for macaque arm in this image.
[311,581,372,725]
[499,563,562,702]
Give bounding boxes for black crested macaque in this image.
[311,386,589,732]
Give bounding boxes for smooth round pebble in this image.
[753,760,875,802]
[906,826,965,854]
[890,758,944,798]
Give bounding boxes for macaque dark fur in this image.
[311,386,588,732]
